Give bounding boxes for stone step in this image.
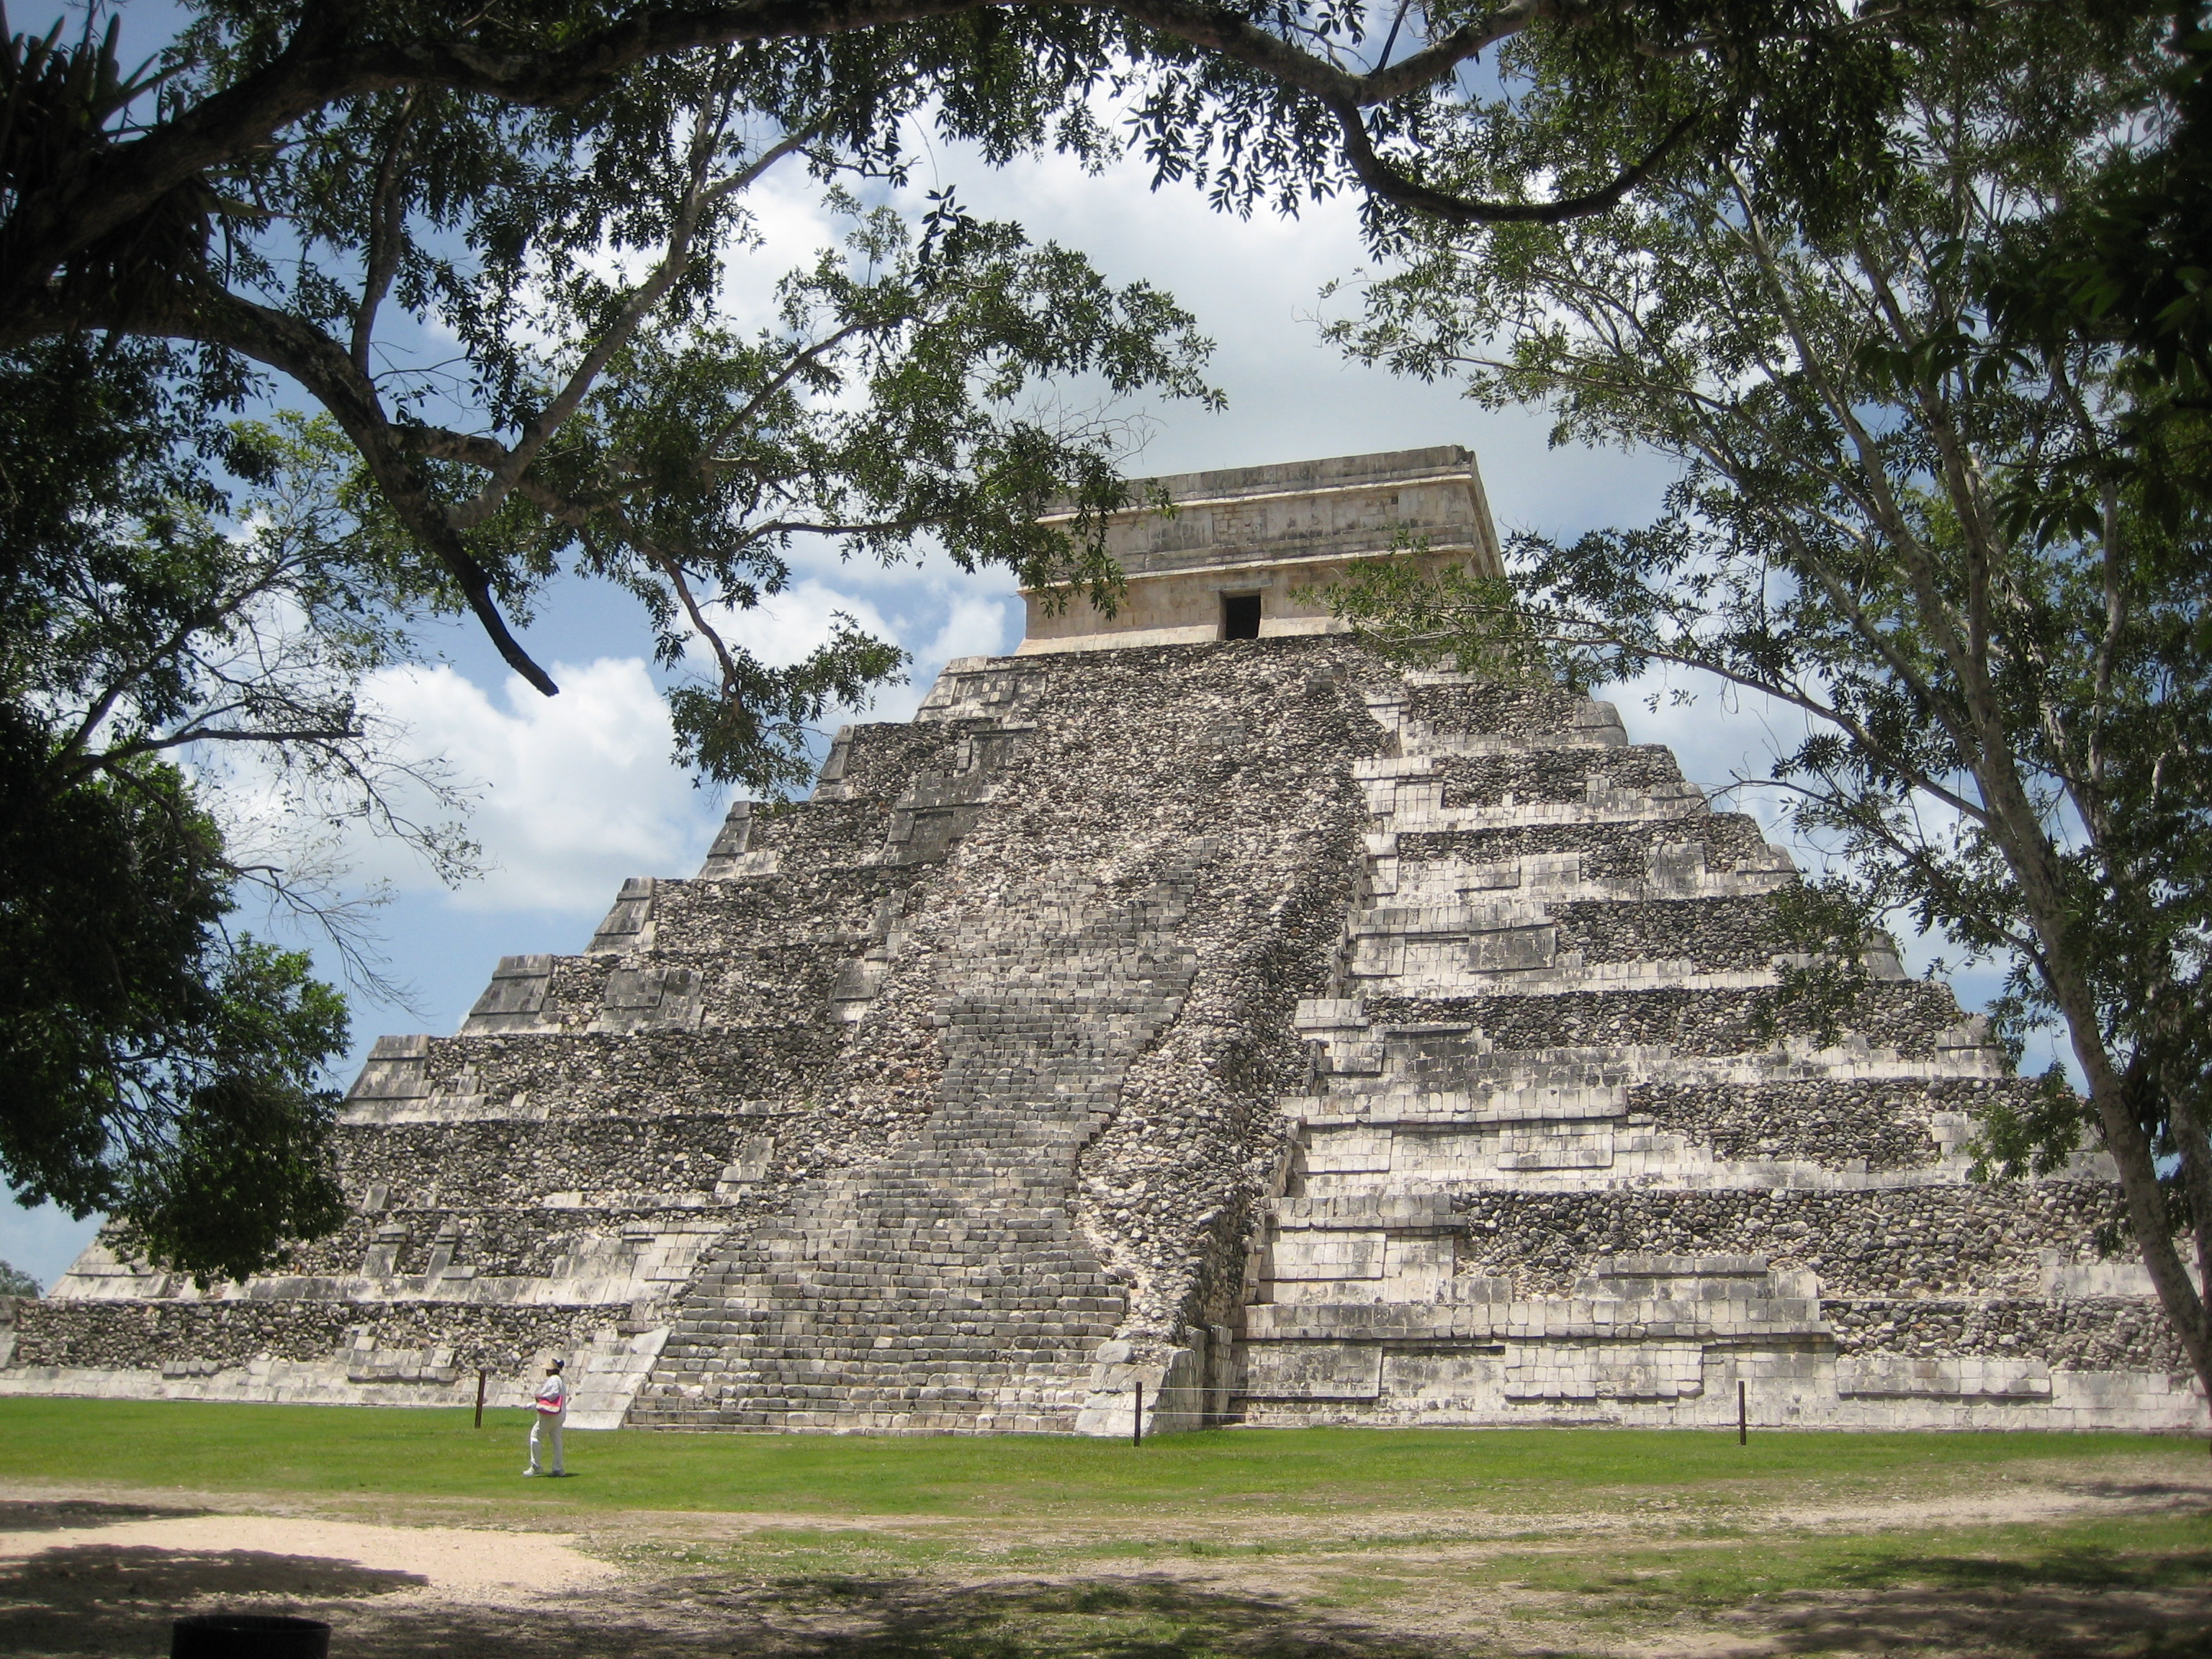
[1354,982,1976,1058]
[1378,679,1629,750]
[634,855,1211,1426]
[1244,1295,1830,1341]
[1393,813,1784,884]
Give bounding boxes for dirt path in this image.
[0,1454,2203,1658]
[0,1514,614,1597]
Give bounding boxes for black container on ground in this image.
[171,1613,331,1659]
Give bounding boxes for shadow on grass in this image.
[335,1577,1454,1659]
[0,1544,425,1658]
[12,1575,1460,1659]
[2055,1477,2212,1507]
[0,1547,2203,1659]
[0,1500,208,1533]
[261,1568,2212,1659]
[328,1567,2212,1659]
[1827,1541,2212,1596]
[1707,1536,2212,1659]
[744,1575,1450,1658]
[1748,1584,2212,1659]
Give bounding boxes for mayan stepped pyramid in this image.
[4,446,2199,1434]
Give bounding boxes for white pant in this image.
[529,1414,564,1475]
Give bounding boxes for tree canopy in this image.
[1975,2,2212,524]
[0,338,386,1282]
[0,0,1948,725]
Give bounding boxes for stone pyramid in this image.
[3,449,2198,1434]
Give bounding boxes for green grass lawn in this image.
[0,1398,2191,1518]
[2,1401,2206,1658]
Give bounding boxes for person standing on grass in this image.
[526,1359,567,1477]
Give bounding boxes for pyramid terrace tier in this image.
[1367,677,1630,749]
[1290,1072,2043,1181]
[343,1022,938,1193]
[1359,755,1714,835]
[1378,843,1799,917]
[1362,691,1627,760]
[0,1294,666,1423]
[1284,1008,2027,1182]
[1432,746,1703,808]
[1387,814,1793,890]
[571,866,930,967]
[335,1115,799,1212]
[456,945,874,1038]
[1233,1346,2199,1432]
[1283,1099,2033,1197]
[348,1032,853,1118]
[1345,894,1892,995]
[1237,1234,2198,1431]
[5,1296,643,1374]
[1292,1015,2003,1097]
[1349,982,1976,1058]
[58,1201,737,1303]
[1263,1184,2146,1303]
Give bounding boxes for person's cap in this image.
[549,1359,564,1370]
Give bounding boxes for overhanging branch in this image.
[1324,96,1707,225]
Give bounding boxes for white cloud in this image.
[925,590,1016,665]
[678,569,1019,730]
[358,658,723,912]
[903,133,1679,538]
[703,578,897,670]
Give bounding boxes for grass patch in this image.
[618,1514,2212,1659]
[726,1577,1446,1659]
[1310,1512,2212,1620]
[1501,1512,2212,1601]
[0,1397,2192,1519]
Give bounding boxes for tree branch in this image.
[1324,95,1706,225]
[0,0,1560,331]
[173,288,562,696]
[352,91,420,375]
[449,120,817,530]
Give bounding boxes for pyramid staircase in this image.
[627,872,1193,1431]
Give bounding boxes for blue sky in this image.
[3,7,2037,1284]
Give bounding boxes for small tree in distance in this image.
[1322,7,2212,1417]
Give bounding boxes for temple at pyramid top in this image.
[1017,444,1502,654]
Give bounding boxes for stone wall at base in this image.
[3,639,2200,1437]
